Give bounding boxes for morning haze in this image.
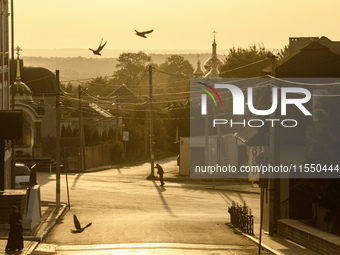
[21,50,225,80]
[2,0,339,254]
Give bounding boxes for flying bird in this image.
[135,29,154,38]
[89,38,107,55]
[71,214,92,233]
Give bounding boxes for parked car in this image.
[15,163,31,189]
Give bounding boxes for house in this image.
[13,58,119,171]
[289,36,340,56]
[278,41,340,78]
[13,57,116,171]
[10,58,60,165]
[58,84,146,170]
[60,98,117,171]
[0,2,34,226]
[235,40,340,254]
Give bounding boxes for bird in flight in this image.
[89,38,107,55]
[135,29,154,38]
[71,214,92,233]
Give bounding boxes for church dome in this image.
[204,40,223,69]
[10,49,34,102]
[204,36,223,78]
[11,80,33,101]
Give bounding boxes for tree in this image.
[156,55,193,95]
[61,82,74,93]
[277,45,289,60]
[112,51,151,86]
[85,76,114,97]
[61,125,66,137]
[220,44,272,78]
[101,130,108,143]
[159,55,194,80]
[124,113,147,161]
[64,124,73,137]
[151,55,192,154]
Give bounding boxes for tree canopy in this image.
[112,51,151,86]
[159,55,194,79]
[220,44,272,78]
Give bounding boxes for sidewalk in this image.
[0,201,67,255]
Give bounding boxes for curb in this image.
[205,187,260,195]
[243,234,280,255]
[23,202,67,242]
[225,222,278,255]
[39,203,67,242]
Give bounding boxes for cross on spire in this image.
[213,31,217,40]
[15,46,22,59]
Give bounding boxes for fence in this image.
[228,201,254,235]
[84,144,111,169]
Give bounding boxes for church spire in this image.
[15,46,22,82]
[193,55,205,78]
[11,46,33,102]
[204,31,223,78]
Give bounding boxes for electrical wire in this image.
[219,58,269,75]
[26,58,340,121]
[267,76,340,86]
[152,66,191,79]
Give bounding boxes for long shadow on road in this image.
[217,191,234,205]
[152,180,177,218]
[72,173,83,189]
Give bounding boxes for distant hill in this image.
[21,50,227,82]
[21,48,229,58]
[22,56,119,81]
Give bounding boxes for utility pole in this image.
[268,54,277,235]
[56,70,61,211]
[145,113,148,157]
[149,65,155,177]
[78,85,84,172]
[10,38,19,189]
[115,97,119,141]
[204,98,209,168]
[10,0,14,87]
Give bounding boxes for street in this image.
[36,157,261,254]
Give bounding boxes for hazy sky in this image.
[15,0,340,56]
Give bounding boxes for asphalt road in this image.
[36,157,261,254]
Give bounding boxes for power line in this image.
[152,66,191,79]
[267,76,340,86]
[219,58,269,75]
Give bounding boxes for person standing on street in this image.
[155,163,165,186]
[6,206,23,252]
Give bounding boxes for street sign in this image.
[122,131,129,141]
